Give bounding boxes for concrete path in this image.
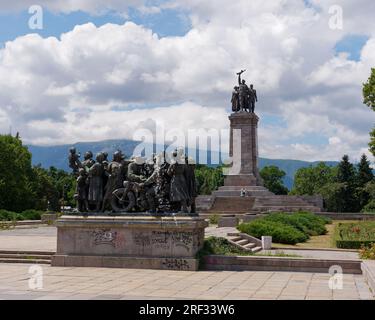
[0,226,57,252]
[263,249,360,260]
[0,264,372,300]
[0,226,361,261]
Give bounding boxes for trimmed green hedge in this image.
[238,211,330,245]
[335,222,375,249]
[0,209,43,221]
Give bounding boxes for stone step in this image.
[252,206,321,212]
[243,243,256,249]
[251,246,262,253]
[213,191,273,197]
[0,258,51,264]
[0,253,52,260]
[235,239,249,246]
[228,236,242,242]
[219,186,271,191]
[0,250,55,255]
[210,197,255,212]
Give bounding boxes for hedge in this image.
[0,209,43,221]
[238,211,330,245]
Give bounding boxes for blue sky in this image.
[0,7,191,47]
[0,1,373,162]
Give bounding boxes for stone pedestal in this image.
[226,111,263,186]
[52,215,208,271]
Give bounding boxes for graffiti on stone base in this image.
[162,258,190,270]
[132,231,195,251]
[91,229,118,247]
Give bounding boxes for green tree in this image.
[290,162,336,195]
[362,181,375,212]
[363,68,375,156]
[0,135,36,212]
[318,182,347,212]
[336,155,359,212]
[363,68,375,111]
[260,166,289,195]
[356,154,374,209]
[195,165,224,195]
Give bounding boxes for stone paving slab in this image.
[0,264,372,300]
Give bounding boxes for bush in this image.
[237,211,330,245]
[262,212,330,236]
[208,214,220,225]
[359,243,375,259]
[21,210,43,220]
[238,219,308,245]
[196,237,253,269]
[0,209,43,221]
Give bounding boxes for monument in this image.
[196,71,322,215]
[52,149,208,271]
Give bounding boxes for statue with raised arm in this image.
[237,70,250,112]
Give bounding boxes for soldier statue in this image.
[237,70,250,112]
[88,152,105,212]
[68,147,81,175]
[231,86,240,112]
[101,151,124,211]
[167,148,190,213]
[75,168,89,214]
[234,70,258,113]
[81,151,95,171]
[249,84,258,113]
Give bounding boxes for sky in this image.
[0,0,374,162]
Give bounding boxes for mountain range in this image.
[27,139,339,190]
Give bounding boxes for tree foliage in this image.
[292,155,374,213]
[363,68,375,156]
[0,134,75,213]
[363,68,375,111]
[195,165,225,195]
[290,162,336,196]
[260,165,289,195]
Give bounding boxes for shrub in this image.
[208,214,220,225]
[0,209,43,221]
[21,210,43,220]
[237,211,330,245]
[359,243,375,260]
[196,237,253,269]
[262,212,329,236]
[238,219,308,245]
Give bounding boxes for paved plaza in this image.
[0,225,373,300]
[0,263,373,300]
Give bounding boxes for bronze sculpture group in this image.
[231,70,258,113]
[69,147,197,215]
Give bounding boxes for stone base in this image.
[52,215,207,271]
[224,174,259,186]
[52,255,199,271]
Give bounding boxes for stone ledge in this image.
[52,255,199,271]
[362,261,375,295]
[56,215,208,229]
[204,255,362,274]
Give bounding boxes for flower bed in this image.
[335,222,375,249]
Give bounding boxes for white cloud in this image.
[0,0,374,163]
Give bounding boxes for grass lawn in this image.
[272,220,359,249]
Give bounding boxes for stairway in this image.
[0,250,53,264]
[227,233,262,253]
[197,185,322,214]
[252,195,322,213]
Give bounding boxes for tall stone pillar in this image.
[225,111,263,186]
